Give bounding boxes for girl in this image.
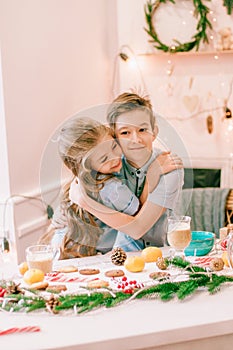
[43,117,141,258]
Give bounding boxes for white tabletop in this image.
[0,251,233,350]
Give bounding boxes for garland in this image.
[223,0,233,15]
[0,258,233,315]
[144,0,212,53]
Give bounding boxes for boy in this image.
[69,92,184,251]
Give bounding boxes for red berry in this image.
[124,288,133,294]
[122,276,127,282]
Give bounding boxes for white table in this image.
[0,251,233,350]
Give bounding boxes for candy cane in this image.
[46,274,99,283]
[0,326,41,336]
[194,257,213,266]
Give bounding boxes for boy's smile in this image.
[115,109,157,168]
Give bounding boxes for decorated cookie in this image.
[87,280,109,289]
[104,269,125,278]
[149,271,170,280]
[29,281,49,290]
[79,268,100,275]
[46,284,67,293]
[57,266,78,273]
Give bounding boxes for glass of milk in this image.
[167,216,191,258]
[26,244,59,273]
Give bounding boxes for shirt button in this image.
[146,242,150,246]
[136,170,141,175]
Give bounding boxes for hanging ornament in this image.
[222,101,233,142]
[206,115,213,134]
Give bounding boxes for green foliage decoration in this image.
[223,0,233,15]
[1,258,233,315]
[144,0,212,53]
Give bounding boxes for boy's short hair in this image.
[107,92,156,131]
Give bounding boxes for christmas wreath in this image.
[144,0,212,53]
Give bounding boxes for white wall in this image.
[116,0,233,187]
[0,0,118,262]
[1,0,232,262]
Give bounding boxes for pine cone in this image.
[5,281,24,295]
[111,247,127,266]
[156,257,168,270]
[46,296,60,314]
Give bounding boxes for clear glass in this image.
[26,244,59,274]
[167,216,191,258]
[227,224,233,269]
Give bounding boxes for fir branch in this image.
[1,259,233,315]
[176,279,199,300]
[104,292,130,308]
[168,257,206,273]
[223,0,233,15]
[207,274,233,294]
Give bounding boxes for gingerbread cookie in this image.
[57,265,78,273]
[29,281,49,290]
[104,269,125,278]
[46,284,67,293]
[87,280,109,289]
[79,268,100,275]
[149,271,170,280]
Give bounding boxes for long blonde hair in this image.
[57,117,114,258]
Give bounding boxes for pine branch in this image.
[1,259,233,315]
[223,0,233,15]
[207,274,233,294]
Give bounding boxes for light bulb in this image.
[119,52,129,61]
[128,57,137,69]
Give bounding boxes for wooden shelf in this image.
[138,50,233,57]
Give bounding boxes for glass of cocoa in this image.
[167,216,191,258]
[26,244,59,273]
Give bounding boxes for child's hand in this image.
[155,151,183,175]
[146,152,183,193]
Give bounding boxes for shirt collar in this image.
[123,150,157,178]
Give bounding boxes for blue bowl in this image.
[184,231,215,256]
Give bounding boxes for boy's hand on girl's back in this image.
[155,151,183,174]
[146,152,183,193]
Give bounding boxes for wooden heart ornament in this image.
[182,95,199,113]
